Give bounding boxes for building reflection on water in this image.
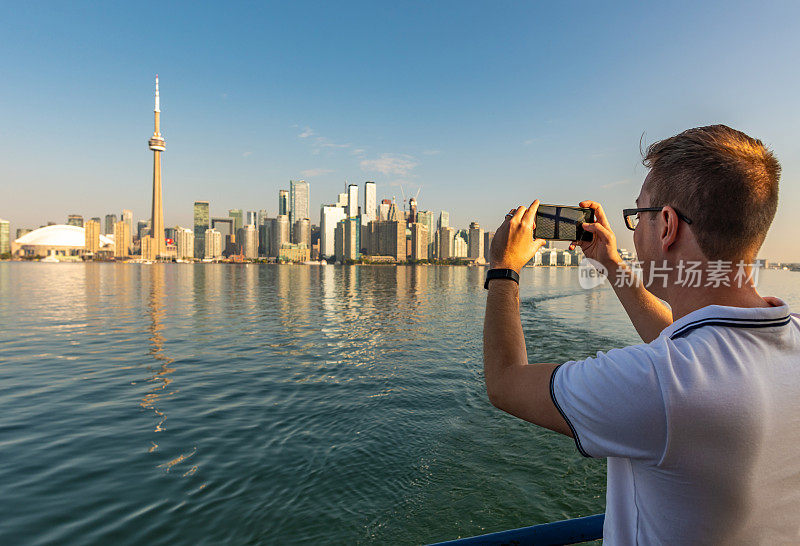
[140,266,175,434]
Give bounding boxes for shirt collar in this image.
[661,297,791,340]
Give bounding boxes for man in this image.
[483,125,799,544]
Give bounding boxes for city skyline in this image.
[2,3,800,260]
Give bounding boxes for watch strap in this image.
[484,268,520,290]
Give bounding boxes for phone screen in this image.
[534,205,594,241]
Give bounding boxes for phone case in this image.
[533,205,594,242]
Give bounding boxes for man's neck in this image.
[666,284,771,322]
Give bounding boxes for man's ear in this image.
[660,206,680,252]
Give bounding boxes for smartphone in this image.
[533,205,594,242]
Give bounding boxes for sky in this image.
[1,1,799,261]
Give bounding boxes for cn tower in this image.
[148,75,166,259]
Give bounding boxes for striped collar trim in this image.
[662,299,791,340]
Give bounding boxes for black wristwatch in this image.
[484,268,520,290]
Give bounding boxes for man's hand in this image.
[570,200,622,269]
[490,200,547,272]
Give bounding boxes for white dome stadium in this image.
[14,225,113,247]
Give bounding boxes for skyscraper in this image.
[364,181,377,223]
[146,75,166,260]
[0,219,9,254]
[484,231,494,262]
[270,215,290,258]
[257,209,269,226]
[204,228,222,259]
[378,199,391,221]
[278,190,290,216]
[292,218,311,247]
[290,180,310,228]
[104,214,117,236]
[246,211,258,226]
[175,227,194,260]
[228,209,243,233]
[137,220,150,242]
[469,221,484,260]
[407,197,417,225]
[347,184,358,218]
[240,224,258,259]
[410,223,428,261]
[121,210,133,254]
[320,204,346,259]
[417,210,435,245]
[67,214,84,227]
[438,210,450,230]
[193,201,210,259]
[114,221,131,259]
[84,219,100,254]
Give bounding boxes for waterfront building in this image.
[165,227,176,242]
[146,75,167,261]
[204,228,222,259]
[365,219,404,261]
[121,210,133,253]
[436,226,455,260]
[347,183,359,218]
[410,223,428,261]
[320,205,346,259]
[240,224,258,259]
[364,181,377,223]
[0,219,9,254]
[90,217,102,227]
[84,220,100,254]
[270,215,290,258]
[438,211,450,230]
[257,209,269,226]
[104,214,117,236]
[67,214,84,227]
[193,201,210,259]
[278,189,290,216]
[12,225,112,259]
[408,197,417,225]
[211,217,234,239]
[278,243,310,262]
[378,199,391,221]
[335,217,360,262]
[114,221,131,258]
[417,210,436,244]
[290,179,310,228]
[454,234,468,258]
[258,223,271,257]
[484,231,494,262]
[387,200,401,222]
[228,209,243,232]
[246,211,258,227]
[16,228,32,240]
[137,220,150,242]
[293,218,310,247]
[468,222,484,261]
[175,227,194,260]
[336,192,348,208]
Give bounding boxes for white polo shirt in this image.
[551,299,800,545]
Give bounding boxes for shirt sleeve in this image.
[551,345,668,461]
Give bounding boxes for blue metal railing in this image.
[430,513,605,546]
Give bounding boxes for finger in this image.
[510,206,526,224]
[533,238,547,251]
[581,221,613,240]
[579,200,611,229]
[521,200,540,228]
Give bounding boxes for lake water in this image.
[1,263,797,544]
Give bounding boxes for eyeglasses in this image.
[622,207,693,231]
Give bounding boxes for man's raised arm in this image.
[576,201,672,343]
[482,201,571,436]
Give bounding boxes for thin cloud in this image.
[360,154,418,176]
[423,149,442,156]
[601,179,631,190]
[241,151,253,157]
[298,127,315,138]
